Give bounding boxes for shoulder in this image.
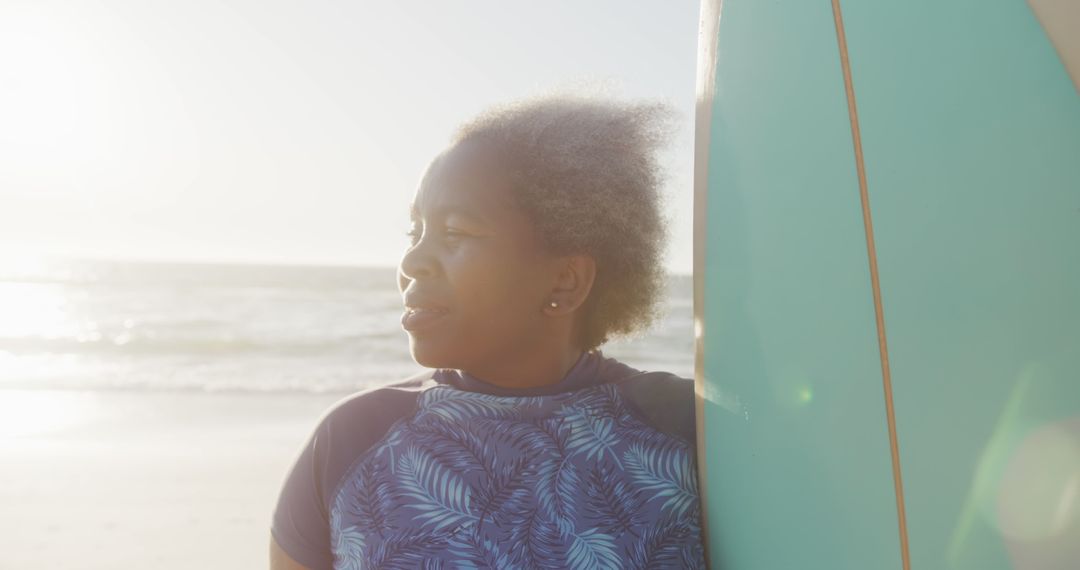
[271,370,438,570]
[321,370,434,423]
[304,370,437,493]
[612,370,696,444]
[314,369,435,445]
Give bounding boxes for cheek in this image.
[451,253,544,323]
[454,262,512,311]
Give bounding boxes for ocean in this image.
[0,258,693,394]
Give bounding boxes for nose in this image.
[398,239,438,288]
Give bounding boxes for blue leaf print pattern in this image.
[330,384,704,568]
[518,509,567,569]
[472,455,531,531]
[366,530,447,569]
[396,447,477,531]
[332,526,366,570]
[529,420,580,532]
[348,461,395,538]
[556,405,624,468]
[564,526,621,569]
[372,419,409,475]
[628,514,702,570]
[585,464,644,539]
[411,423,491,477]
[446,531,514,569]
[419,387,523,422]
[509,506,622,570]
[624,440,699,517]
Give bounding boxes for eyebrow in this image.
[409,204,490,226]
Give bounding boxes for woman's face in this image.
[398,140,559,372]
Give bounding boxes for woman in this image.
[271,96,704,569]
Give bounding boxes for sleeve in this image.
[270,404,339,570]
[617,372,697,444]
[270,382,426,569]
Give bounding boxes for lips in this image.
[401,294,450,333]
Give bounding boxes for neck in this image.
[463,344,584,390]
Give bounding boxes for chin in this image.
[408,337,462,370]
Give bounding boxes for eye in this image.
[405,224,470,247]
[443,227,467,241]
[405,225,422,246]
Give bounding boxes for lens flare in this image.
[996,422,1080,542]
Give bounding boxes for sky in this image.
[0,0,700,273]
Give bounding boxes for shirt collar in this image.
[433,350,635,397]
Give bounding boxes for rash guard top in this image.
[271,351,704,569]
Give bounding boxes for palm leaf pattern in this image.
[564,527,622,569]
[364,530,447,569]
[585,463,644,538]
[349,461,394,537]
[419,388,521,422]
[555,405,624,467]
[570,385,624,420]
[472,454,531,531]
[446,531,514,569]
[627,514,701,570]
[509,508,618,570]
[419,560,445,570]
[529,419,580,531]
[395,447,477,531]
[330,384,703,568]
[372,420,408,475]
[483,415,557,451]
[410,423,491,477]
[623,440,698,516]
[517,509,566,569]
[331,525,366,570]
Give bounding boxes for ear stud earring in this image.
[549,301,559,308]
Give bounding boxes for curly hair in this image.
[453,95,674,350]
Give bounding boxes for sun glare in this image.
[0,251,83,340]
[0,389,95,439]
[0,282,74,340]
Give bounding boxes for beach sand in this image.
[1,389,345,570]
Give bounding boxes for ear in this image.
[544,254,597,315]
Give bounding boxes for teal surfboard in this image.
[692,0,1080,568]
